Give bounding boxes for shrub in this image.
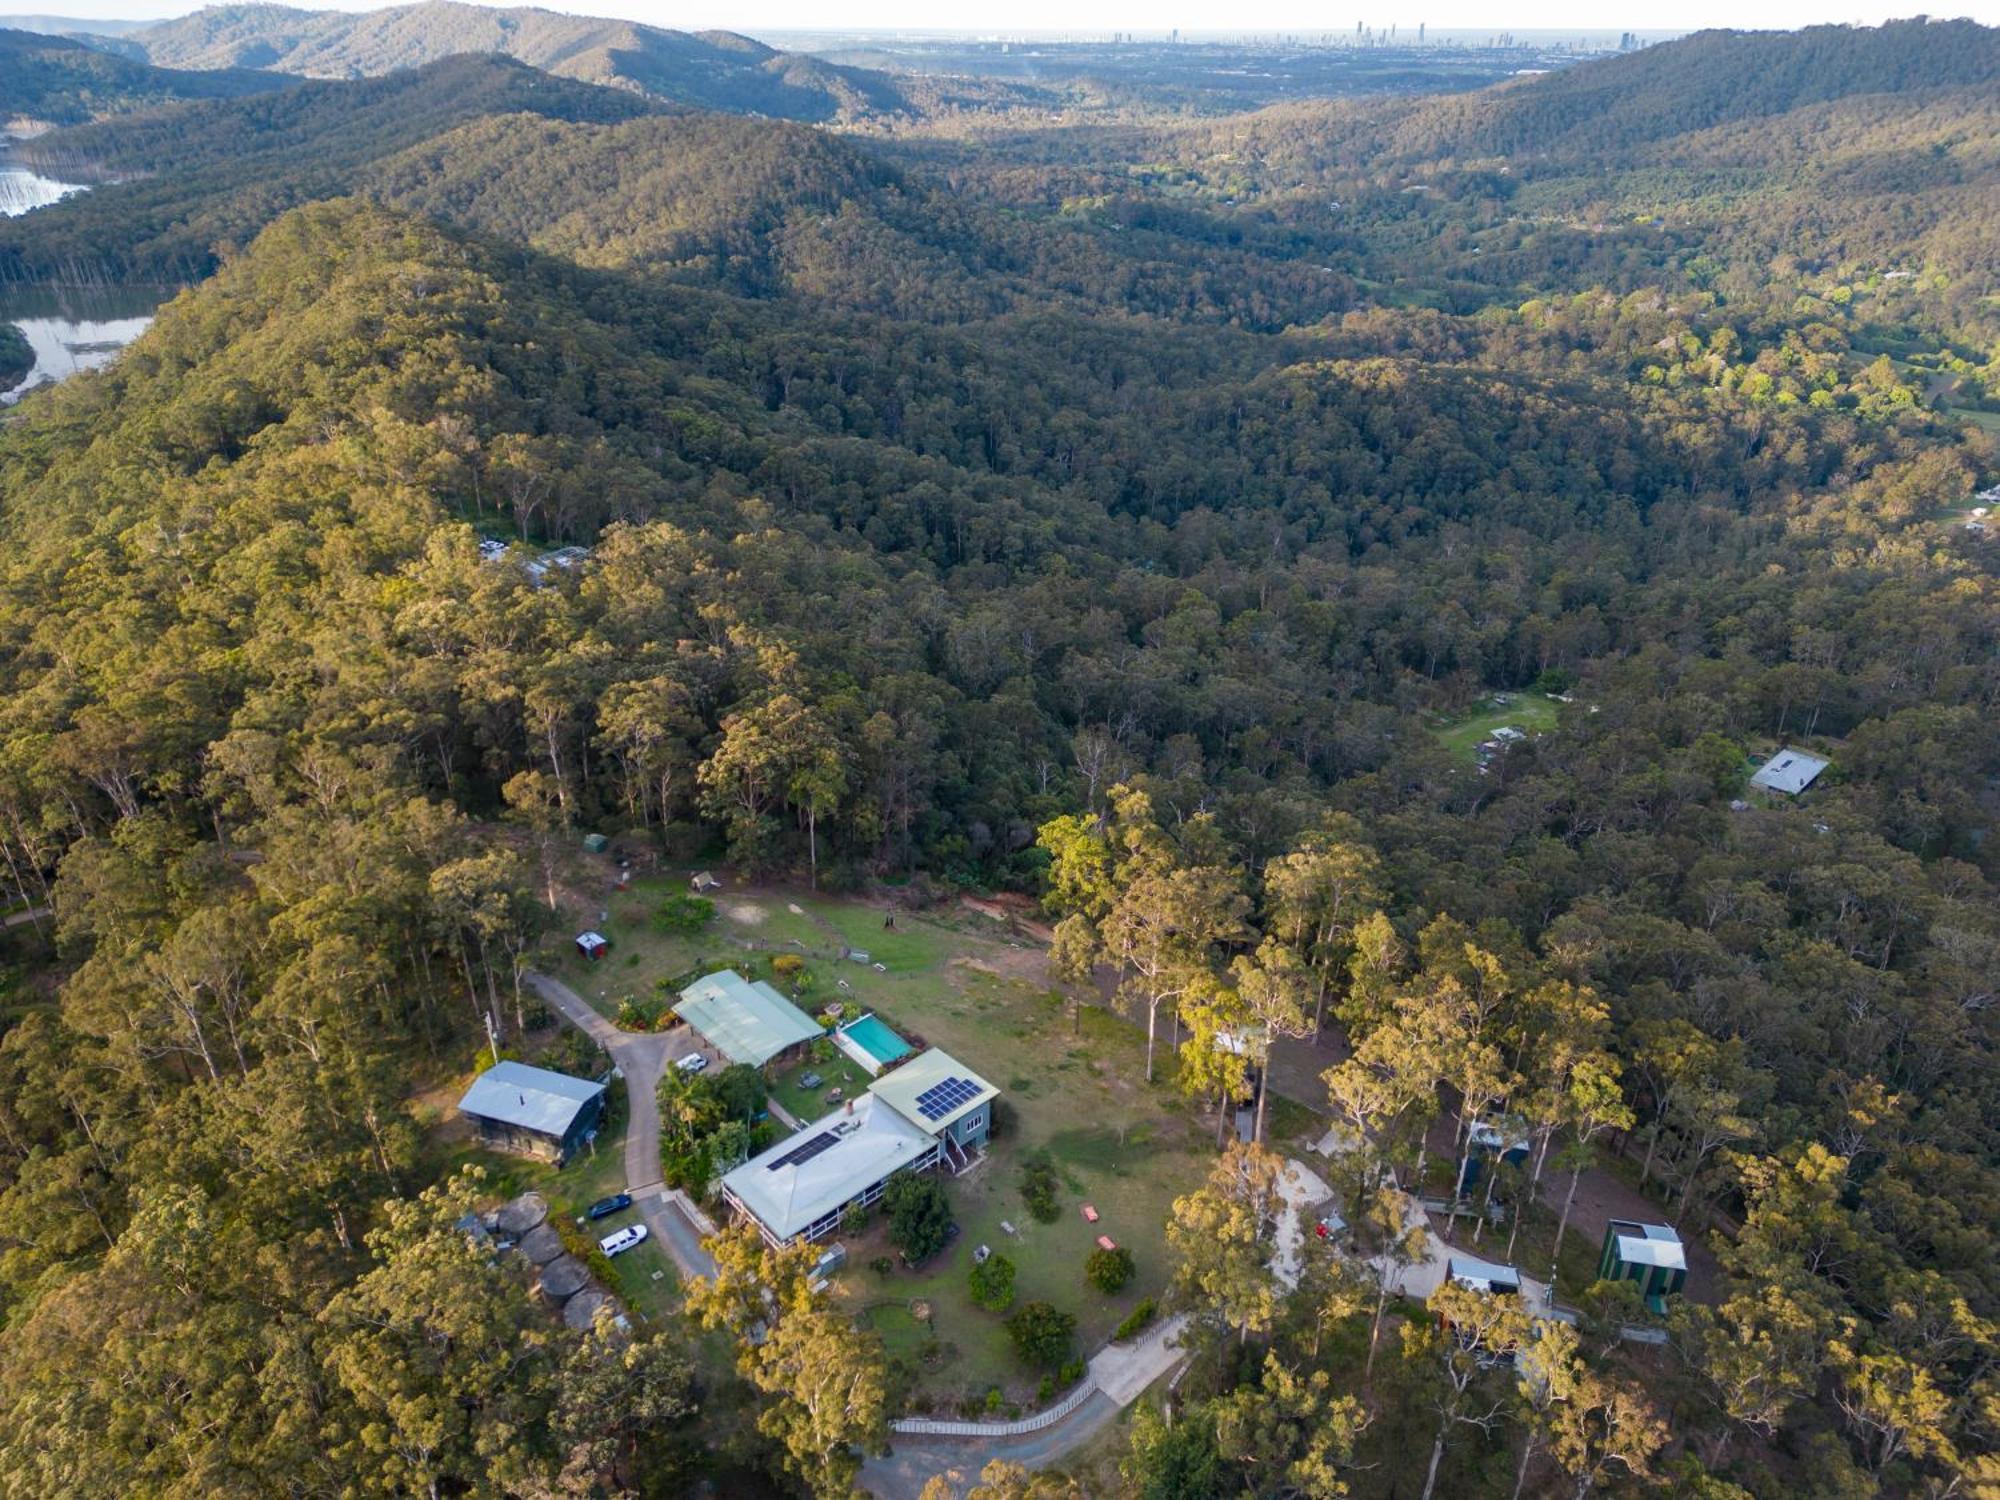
[1019,1154,1060,1223]
[1113,1298,1157,1342]
[1086,1244,1136,1294]
[968,1254,1017,1312]
[883,1174,952,1262]
[1037,1374,1055,1403]
[1057,1358,1086,1388]
[1004,1301,1076,1371]
[842,1200,870,1234]
[771,953,805,979]
[614,996,661,1031]
[869,1255,894,1278]
[653,892,715,935]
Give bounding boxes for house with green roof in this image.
[674,969,823,1069]
[866,1047,997,1167]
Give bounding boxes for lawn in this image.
[544,865,849,1021]
[769,1051,873,1124]
[1432,692,1564,762]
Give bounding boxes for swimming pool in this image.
[834,1013,913,1075]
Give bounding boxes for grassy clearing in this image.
[1432,693,1564,762]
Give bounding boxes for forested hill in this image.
[0,24,290,125]
[106,0,1038,123]
[1382,17,2000,159]
[2,55,662,283]
[1168,16,2000,175]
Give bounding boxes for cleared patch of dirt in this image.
[724,900,766,925]
[953,946,1049,986]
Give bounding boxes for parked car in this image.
[584,1193,632,1222]
[676,1052,708,1075]
[600,1224,649,1258]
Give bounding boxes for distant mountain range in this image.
[0,24,290,127]
[39,1,1042,124]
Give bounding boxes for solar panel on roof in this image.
[767,1131,841,1171]
[915,1076,980,1121]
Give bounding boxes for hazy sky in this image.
[23,0,2000,33]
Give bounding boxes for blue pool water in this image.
[841,1013,912,1067]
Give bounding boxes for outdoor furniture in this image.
[1081,1205,1099,1223]
[1000,1220,1017,1236]
[801,1072,823,1089]
[826,1087,844,1104]
[1096,1235,1117,1252]
[973,1244,991,1264]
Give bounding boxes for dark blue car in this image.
[584,1192,633,1221]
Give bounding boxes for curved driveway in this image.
[526,971,717,1279]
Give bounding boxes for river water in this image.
[1,158,161,404]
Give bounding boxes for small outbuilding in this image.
[458,1061,607,1165]
[1448,1252,1523,1297]
[1749,747,1829,796]
[690,871,722,893]
[575,931,609,960]
[1598,1220,1687,1314]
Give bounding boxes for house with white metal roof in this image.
[721,1094,942,1247]
[674,969,823,1069]
[1749,747,1829,796]
[1447,1252,1523,1296]
[719,1048,1000,1247]
[457,1060,606,1164]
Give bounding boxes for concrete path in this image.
[862,1314,1188,1498]
[526,970,717,1281]
[1270,1158,1332,1291]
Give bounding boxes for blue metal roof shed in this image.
[458,1060,607,1164]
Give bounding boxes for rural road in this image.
[526,970,718,1281]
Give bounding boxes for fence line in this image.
[891,1377,1098,1437]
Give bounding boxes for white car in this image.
[600,1224,648,1258]
[676,1052,709,1075]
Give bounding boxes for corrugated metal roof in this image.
[1749,747,1829,795]
[722,1095,937,1241]
[674,970,822,1067]
[458,1060,604,1137]
[1612,1222,1687,1270]
[868,1048,998,1133]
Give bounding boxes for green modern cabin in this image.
[1598,1219,1687,1313]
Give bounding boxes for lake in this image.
[0,156,163,404]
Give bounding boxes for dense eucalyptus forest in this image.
[0,12,1994,1499]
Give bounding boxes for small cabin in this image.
[575,930,609,960]
[1598,1220,1687,1313]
